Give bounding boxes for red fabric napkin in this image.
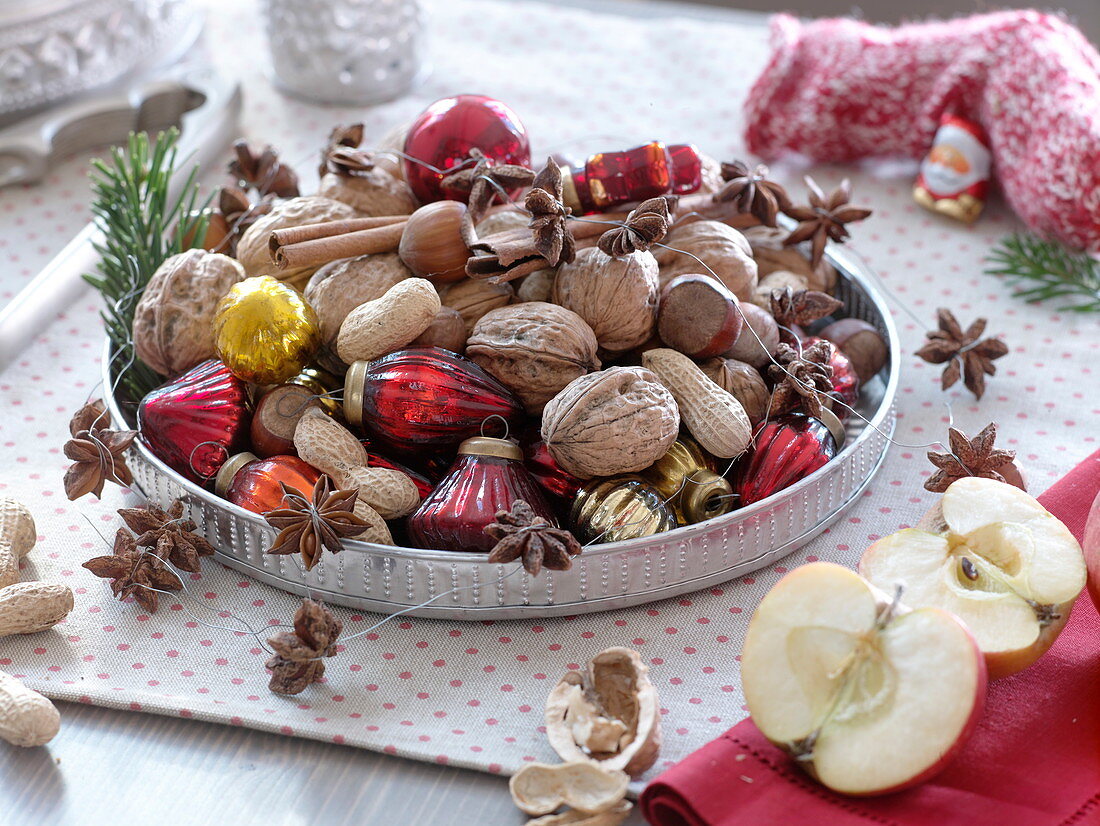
[641,450,1100,826]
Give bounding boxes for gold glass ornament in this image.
[642,436,734,526]
[570,476,676,544]
[213,276,321,385]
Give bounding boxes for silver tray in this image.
[106,243,899,619]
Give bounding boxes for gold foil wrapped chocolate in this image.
[641,436,734,525]
[570,476,676,544]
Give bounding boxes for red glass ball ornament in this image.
[804,336,861,415]
[407,437,556,552]
[731,414,837,506]
[138,359,251,484]
[521,437,582,500]
[403,95,532,204]
[358,439,435,499]
[222,454,321,514]
[344,348,525,450]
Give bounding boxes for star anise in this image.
[63,399,137,501]
[318,123,377,177]
[227,139,299,198]
[208,185,274,256]
[598,196,674,258]
[118,500,215,574]
[485,500,583,577]
[441,148,535,224]
[769,287,844,328]
[924,423,1017,493]
[525,158,576,267]
[783,177,872,267]
[915,308,1009,400]
[265,599,343,695]
[82,528,182,613]
[715,161,791,227]
[767,341,835,418]
[262,476,368,570]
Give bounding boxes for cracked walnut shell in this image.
[552,248,659,356]
[545,647,661,778]
[467,302,601,413]
[133,249,246,376]
[540,367,679,479]
[317,169,416,216]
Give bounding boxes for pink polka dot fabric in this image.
[745,11,1100,252]
[0,0,1097,784]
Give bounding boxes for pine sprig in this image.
[985,233,1100,313]
[83,129,210,401]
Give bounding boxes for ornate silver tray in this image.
[105,243,898,619]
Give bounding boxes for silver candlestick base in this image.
[261,0,427,106]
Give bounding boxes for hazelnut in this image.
[398,201,470,283]
[410,306,467,353]
[236,196,360,288]
[515,268,556,303]
[723,302,780,368]
[442,278,514,334]
[657,274,744,358]
[317,169,416,216]
[467,302,600,413]
[655,220,757,300]
[541,367,679,479]
[133,249,246,376]
[552,248,659,356]
[819,318,889,381]
[700,357,770,425]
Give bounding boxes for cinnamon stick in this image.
[273,222,406,271]
[268,216,407,255]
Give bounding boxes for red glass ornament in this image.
[403,95,532,204]
[344,348,525,450]
[560,141,702,214]
[221,454,321,514]
[358,439,435,499]
[407,437,556,552]
[521,437,582,500]
[138,359,251,484]
[731,414,837,506]
[804,336,861,415]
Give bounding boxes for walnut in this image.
[516,268,556,303]
[373,120,411,180]
[304,252,412,355]
[442,278,514,334]
[552,248,658,356]
[476,208,530,237]
[750,269,809,310]
[655,220,757,300]
[541,367,679,479]
[696,152,726,195]
[236,196,360,288]
[699,357,770,425]
[467,302,601,413]
[133,249,246,376]
[742,224,837,293]
[410,306,467,353]
[317,169,416,216]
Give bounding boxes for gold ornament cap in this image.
[816,407,846,451]
[457,437,522,461]
[343,361,368,428]
[214,451,258,498]
[679,470,734,524]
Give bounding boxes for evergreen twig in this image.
[985,233,1100,313]
[83,129,210,401]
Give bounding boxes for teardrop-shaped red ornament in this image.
[521,435,582,500]
[731,414,837,506]
[407,437,556,552]
[138,359,252,484]
[345,348,525,450]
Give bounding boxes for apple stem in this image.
[874,584,905,631]
[1025,599,1061,628]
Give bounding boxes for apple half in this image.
[741,562,986,796]
[860,477,1086,679]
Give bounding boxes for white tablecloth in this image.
[0,0,1096,782]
